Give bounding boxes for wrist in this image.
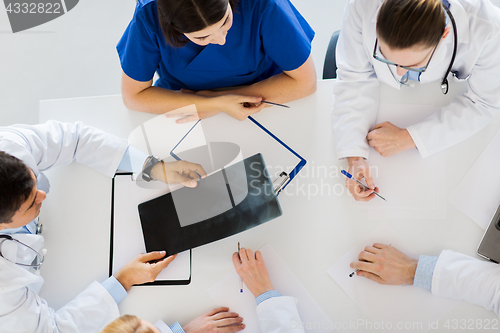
[252,285,274,298]
[347,156,364,165]
[402,129,416,150]
[114,271,132,292]
[407,258,419,284]
[196,95,222,113]
[150,161,166,182]
[142,155,160,182]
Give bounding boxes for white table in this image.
[38,79,500,331]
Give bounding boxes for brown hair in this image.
[0,151,35,224]
[157,0,239,47]
[377,0,446,49]
[101,315,155,333]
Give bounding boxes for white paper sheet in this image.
[207,244,334,333]
[112,174,191,281]
[128,105,203,161]
[353,104,446,219]
[129,109,302,184]
[448,128,500,229]
[327,222,458,333]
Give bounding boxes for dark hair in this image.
[157,0,239,47]
[0,151,35,224]
[377,0,446,49]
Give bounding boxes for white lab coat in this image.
[432,250,500,316]
[332,0,500,159]
[0,121,128,332]
[256,296,305,333]
[155,296,305,333]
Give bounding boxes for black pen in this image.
[261,100,290,108]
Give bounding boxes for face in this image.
[0,170,46,230]
[378,26,451,76]
[183,4,233,46]
[140,320,161,333]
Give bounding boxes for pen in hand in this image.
[238,242,243,293]
[260,100,290,108]
[349,269,360,278]
[242,101,290,108]
[349,244,391,277]
[341,169,387,201]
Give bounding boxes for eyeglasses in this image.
[372,37,440,73]
[0,234,44,269]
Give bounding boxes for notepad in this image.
[327,222,458,333]
[111,174,191,284]
[207,244,334,333]
[353,104,446,219]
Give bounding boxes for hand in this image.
[214,94,265,121]
[232,248,274,298]
[366,122,416,157]
[150,160,207,188]
[350,243,418,285]
[183,307,245,333]
[346,157,379,202]
[114,251,177,291]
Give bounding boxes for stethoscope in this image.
[441,2,458,95]
[0,234,45,269]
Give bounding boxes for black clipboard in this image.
[110,173,191,285]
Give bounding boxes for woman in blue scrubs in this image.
[117,0,316,123]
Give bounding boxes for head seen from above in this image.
[157,0,238,47]
[375,0,450,76]
[0,151,46,230]
[102,315,159,333]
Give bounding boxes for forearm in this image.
[431,250,500,315]
[0,121,128,177]
[256,296,305,333]
[211,72,316,104]
[406,96,495,158]
[0,282,120,333]
[122,85,221,115]
[332,79,379,159]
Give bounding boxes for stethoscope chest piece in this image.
[441,78,449,94]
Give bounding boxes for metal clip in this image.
[273,171,290,195]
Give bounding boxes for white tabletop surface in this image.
[38,79,500,331]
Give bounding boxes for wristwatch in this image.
[141,155,161,182]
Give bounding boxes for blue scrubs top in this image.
[117,0,315,91]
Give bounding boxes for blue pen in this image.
[238,242,243,293]
[341,169,386,201]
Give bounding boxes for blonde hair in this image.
[377,0,446,49]
[101,315,156,333]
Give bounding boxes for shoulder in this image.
[451,0,500,45]
[452,0,500,30]
[240,0,294,15]
[137,0,157,10]
[133,0,159,29]
[341,0,383,23]
[347,0,383,12]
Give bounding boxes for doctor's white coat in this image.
[432,250,500,316]
[0,121,128,333]
[332,0,500,159]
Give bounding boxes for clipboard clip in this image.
[273,172,290,195]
